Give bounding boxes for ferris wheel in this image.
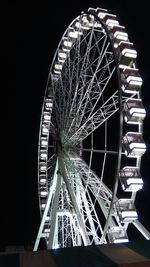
[34,7,150,250]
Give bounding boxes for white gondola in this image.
[108,226,129,243]
[122,132,146,157]
[115,199,138,223]
[123,98,146,124]
[119,166,143,191]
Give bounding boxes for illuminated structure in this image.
[34,7,150,250]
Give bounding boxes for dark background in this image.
[2,0,150,250]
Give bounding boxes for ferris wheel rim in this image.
[36,7,147,249]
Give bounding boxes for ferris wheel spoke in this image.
[66,152,119,233]
[64,30,95,126]
[62,153,108,243]
[65,91,119,145]
[63,33,111,132]
[64,56,115,138]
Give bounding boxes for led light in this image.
[69,31,79,39]
[41,204,46,209]
[119,64,129,69]
[129,142,146,150]
[40,191,48,197]
[44,115,50,122]
[106,19,119,27]
[41,140,48,147]
[54,64,62,70]
[114,31,128,41]
[44,228,50,233]
[40,178,46,185]
[121,210,137,218]
[54,70,61,74]
[126,178,143,185]
[45,101,53,110]
[123,132,146,157]
[119,167,143,192]
[129,107,146,115]
[114,238,129,243]
[97,12,106,19]
[42,126,49,135]
[40,164,46,171]
[58,52,67,59]
[116,199,138,222]
[126,76,142,83]
[121,85,139,94]
[63,40,72,48]
[122,48,137,58]
[81,17,90,30]
[40,153,47,159]
[127,178,143,185]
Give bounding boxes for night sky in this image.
[2,1,150,250]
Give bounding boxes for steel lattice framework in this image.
[34,7,150,250]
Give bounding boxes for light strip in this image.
[129,142,146,150]
[54,64,62,70]
[114,31,128,41]
[126,178,143,185]
[129,107,146,115]
[114,238,129,243]
[69,31,79,39]
[106,19,119,27]
[127,76,142,83]
[122,48,137,58]
[63,40,72,47]
[121,210,137,218]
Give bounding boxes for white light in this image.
[58,59,65,63]
[129,80,143,87]
[114,31,128,41]
[126,76,142,83]
[119,64,128,69]
[40,165,46,171]
[121,210,137,218]
[124,115,128,122]
[129,107,145,115]
[75,21,90,30]
[44,228,50,233]
[106,19,119,27]
[63,40,72,48]
[41,153,47,159]
[44,115,50,121]
[97,12,106,19]
[69,31,79,39]
[45,102,53,109]
[127,178,143,185]
[42,127,48,134]
[54,64,62,70]
[41,140,48,147]
[54,70,61,74]
[114,238,129,243]
[122,48,137,58]
[129,142,146,150]
[58,52,67,59]
[132,148,146,152]
[129,109,146,118]
[40,178,46,184]
[41,204,46,209]
[40,191,48,197]
[121,85,139,93]
[81,17,90,30]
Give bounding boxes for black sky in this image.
[2,1,150,250]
